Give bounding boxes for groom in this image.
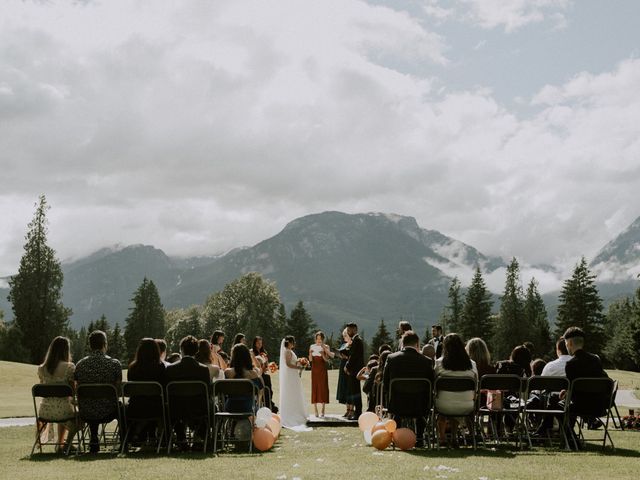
[344,322,364,420]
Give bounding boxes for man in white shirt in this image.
[541,338,571,376]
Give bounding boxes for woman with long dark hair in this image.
[252,336,278,413]
[37,336,76,451]
[195,339,221,381]
[434,333,478,445]
[210,330,227,369]
[127,338,166,420]
[224,343,264,412]
[308,331,334,418]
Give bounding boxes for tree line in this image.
[1,196,639,370]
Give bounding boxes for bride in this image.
[278,336,311,431]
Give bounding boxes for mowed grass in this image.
[2,361,640,479]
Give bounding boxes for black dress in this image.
[336,345,350,404]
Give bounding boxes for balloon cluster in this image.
[357,412,416,451]
[253,407,282,451]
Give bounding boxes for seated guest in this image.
[378,344,392,354]
[252,336,277,412]
[155,339,170,366]
[361,359,379,412]
[541,338,571,376]
[166,352,181,364]
[37,336,77,452]
[465,337,496,377]
[224,343,264,412]
[434,333,478,445]
[195,339,222,381]
[421,344,436,361]
[373,350,391,411]
[210,330,228,369]
[75,330,122,453]
[165,335,211,448]
[496,345,532,377]
[531,358,546,376]
[126,338,166,440]
[383,331,434,446]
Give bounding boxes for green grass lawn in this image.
[2,361,640,479]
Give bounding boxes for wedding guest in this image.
[75,330,122,453]
[195,339,222,381]
[344,323,364,419]
[422,344,436,361]
[465,337,496,377]
[224,343,264,412]
[210,330,227,369]
[373,350,392,410]
[428,324,444,358]
[233,333,246,346]
[126,338,166,441]
[336,328,352,417]
[309,331,335,418]
[361,359,379,413]
[378,344,392,355]
[541,338,571,377]
[252,336,278,413]
[37,336,77,452]
[396,321,413,350]
[434,333,478,446]
[166,352,181,364]
[155,338,170,366]
[531,358,546,376]
[496,345,532,377]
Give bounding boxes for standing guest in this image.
[344,323,364,420]
[224,343,264,412]
[336,329,352,417]
[428,325,445,358]
[165,335,210,450]
[496,345,532,377]
[541,338,571,377]
[155,339,171,367]
[210,330,228,369]
[308,331,335,418]
[465,337,496,377]
[37,336,77,452]
[396,321,413,350]
[75,330,122,453]
[126,338,166,440]
[434,333,478,446]
[384,331,434,446]
[195,339,222,381]
[252,336,278,413]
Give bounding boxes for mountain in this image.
[591,216,640,283]
[0,211,506,335]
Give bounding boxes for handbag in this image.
[486,390,503,411]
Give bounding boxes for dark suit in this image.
[345,334,365,416]
[383,348,434,441]
[165,356,210,442]
[565,349,608,415]
[428,335,444,358]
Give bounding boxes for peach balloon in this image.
[272,414,281,423]
[371,430,392,450]
[384,419,397,433]
[392,428,416,451]
[371,421,388,434]
[358,412,379,432]
[253,427,275,451]
[267,417,281,438]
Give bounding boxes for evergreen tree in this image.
[124,277,166,361]
[8,195,71,364]
[460,266,494,343]
[109,323,127,364]
[286,300,317,358]
[603,294,640,371]
[493,258,527,360]
[554,257,606,354]
[166,306,204,352]
[443,277,463,334]
[370,318,393,354]
[202,272,283,359]
[523,278,553,358]
[67,326,88,361]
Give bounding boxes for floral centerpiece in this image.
[622,414,640,430]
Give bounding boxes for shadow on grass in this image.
[22,448,271,462]
[405,447,517,459]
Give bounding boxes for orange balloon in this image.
[267,417,281,438]
[253,427,275,451]
[371,421,388,434]
[392,428,416,451]
[371,429,392,451]
[384,419,397,433]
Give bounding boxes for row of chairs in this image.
[31,379,263,456]
[382,375,618,451]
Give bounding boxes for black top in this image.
[383,348,435,416]
[345,334,364,377]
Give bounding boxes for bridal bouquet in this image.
[268,361,278,374]
[298,357,309,377]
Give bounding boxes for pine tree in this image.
[493,258,527,360]
[67,326,88,360]
[109,323,127,364]
[286,300,317,358]
[555,257,606,354]
[124,277,166,361]
[166,306,204,352]
[8,195,71,364]
[523,278,553,358]
[460,266,494,343]
[370,318,393,354]
[202,272,283,360]
[443,277,463,334]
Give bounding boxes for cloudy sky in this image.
[2,0,640,287]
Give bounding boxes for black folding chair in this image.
[477,374,525,448]
[212,379,258,454]
[166,381,212,454]
[434,376,478,449]
[121,381,167,454]
[75,383,123,454]
[523,376,571,450]
[609,380,625,430]
[31,384,79,456]
[568,377,615,451]
[387,378,434,448]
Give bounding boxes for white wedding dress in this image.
[278,340,312,431]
